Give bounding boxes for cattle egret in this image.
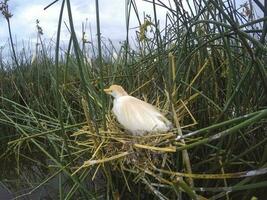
[104,85,172,135]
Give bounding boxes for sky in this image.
[0,0,172,52]
[0,0,262,58]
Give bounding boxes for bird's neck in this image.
[114,94,129,101]
[113,92,128,99]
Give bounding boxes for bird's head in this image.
[104,85,128,98]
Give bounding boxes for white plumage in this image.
[104,85,172,135]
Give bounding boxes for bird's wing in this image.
[116,96,171,132]
[128,97,171,122]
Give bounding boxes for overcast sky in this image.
[0,0,262,57]
[0,0,173,50]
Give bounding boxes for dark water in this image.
[0,172,58,200]
[0,156,104,199]
[0,185,12,199]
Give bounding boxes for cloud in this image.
[0,0,258,54]
[0,0,128,48]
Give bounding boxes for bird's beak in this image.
[104,88,112,94]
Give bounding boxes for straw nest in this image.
[71,117,179,175]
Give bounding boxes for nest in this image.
[71,119,179,174]
[69,115,192,195]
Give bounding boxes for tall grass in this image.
[0,0,266,199]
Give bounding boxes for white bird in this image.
[104,85,172,135]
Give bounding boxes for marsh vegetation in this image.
[0,0,267,199]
